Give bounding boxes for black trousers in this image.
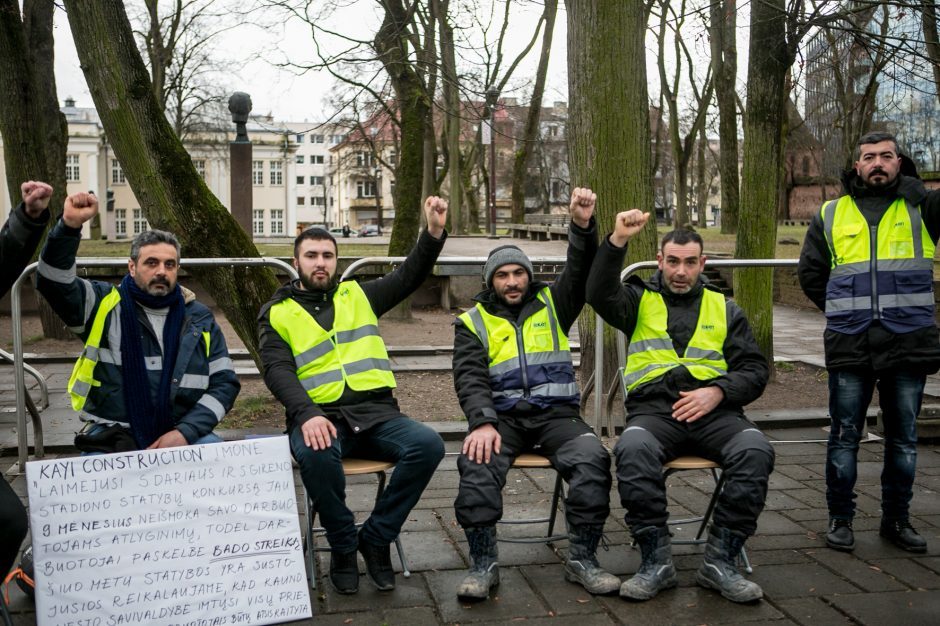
[614,411,775,536]
[0,477,27,576]
[455,416,612,530]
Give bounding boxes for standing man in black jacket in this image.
[452,188,619,600]
[258,197,448,595]
[799,131,940,554]
[1,181,51,589]
[587,213,773,603]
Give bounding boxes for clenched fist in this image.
[425,195,448,239]
[611,209,650,247]
[20,181,53,219]
[569,187,596,228]
[62,191,99,229]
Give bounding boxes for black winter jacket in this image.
[452,219,597,432]
[798,171,940,373]
[586,237,768,418]
[1,202,49,297]
[258,228,446,433]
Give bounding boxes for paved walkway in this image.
[3,304,940,624]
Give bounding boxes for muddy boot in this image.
[564,525,620,594]
[696,526,762,603]
[457,526,499,601]
[619,525,677,601]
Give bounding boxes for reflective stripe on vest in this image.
[268,281,395,404]
[458,287,578,411]
[822,195,935,334]
[622,289,728,393]
[68,287,122,411]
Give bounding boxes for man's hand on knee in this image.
[147,429,188,449]
[462,424,501,464]
[301,415,337,450]
[672,386,724,423]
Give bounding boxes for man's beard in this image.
[137,276,174,296]
[495,286,526,307]
[863,168,892,188]
[299,271,336,292]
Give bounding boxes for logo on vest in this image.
[700,324,715,331]
[532,321,547,328]
[895,221,905,227]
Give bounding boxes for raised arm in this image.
[585,209,650,334]
[549,187,599,331]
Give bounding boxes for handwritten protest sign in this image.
[26,436,312,626]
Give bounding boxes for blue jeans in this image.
[826,369,922,521]
[290,416,444,552]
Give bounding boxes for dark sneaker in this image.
[329,549,360,594]
[880,519,927,553]
[358,540,396,590]
[826,518,855,552]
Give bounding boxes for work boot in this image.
[357,532,396,590]
[328,548,360,594]
[619,525,677,601]
[457,526,499,601]
[696,526,762,603]
[880,519,927,553]
[564,525,620,594]
[826,517,855,551]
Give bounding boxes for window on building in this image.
[312,134,324,143]
[252,160,264,185]
[193,159,206,180]
[270,209,284,235]
[329,196,334,206]
[111,159,126,184]
[296,155,305,164]
[296,134,305,143]
[270,161,283,185]
[356,152,374,167]
[296,176,305,185]
[551,180,562,199]
[132,208,149,235]
[297,196,305,205]
[310,176,324,186]
[311,155,324,165]
[115,208,127,238]
[253,209,264,236]
[330,134,344,144]
[311,196,325,206]
[388,151,398,166]
[66,154,81,182]
[356,180,376,198]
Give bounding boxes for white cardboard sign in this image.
[26,436,312,626]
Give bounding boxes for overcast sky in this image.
[53,2,573,124]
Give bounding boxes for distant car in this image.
[358,224,381,237]
[329,226,357,238]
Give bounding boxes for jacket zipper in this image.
[512,321,530,397]
[870,225,879,320]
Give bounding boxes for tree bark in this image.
[63,0,279,364]
[734,0,789,364]
[511,0,557,223]
[374,0,430,256]
[0,0,72,340]
[566,0,655,419]
[696,126,708,229]
[710,0,739,234]
[436,0,462,234]
[922,4,940,104]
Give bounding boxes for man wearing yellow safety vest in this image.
[36,191,240,452]
[587,216,774,603]
[799,131,940,555]
[452,188,619,601]
[258,197,448,595]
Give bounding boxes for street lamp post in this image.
[373,165,383,235]
[485,87,500,238]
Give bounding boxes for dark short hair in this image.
[293,227,337,258]
[660,229,703,254]
[130,230,180,261]
[856,132,899,159]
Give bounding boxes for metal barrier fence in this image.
[593,259,800,436]
[341,256,568,281]
[9,257,297,472]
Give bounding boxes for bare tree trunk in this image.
[696,126,708,229]
[437,0,462,234]
[567,0,655,420]
[710,0,739,234]
[922,4,940,104]
[0,0,72,340]
[63,0,279,364]
[375,1,430,257]
[511,0,557,223]
[735,0,789,364]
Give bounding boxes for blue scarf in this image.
[118,274,185,448]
